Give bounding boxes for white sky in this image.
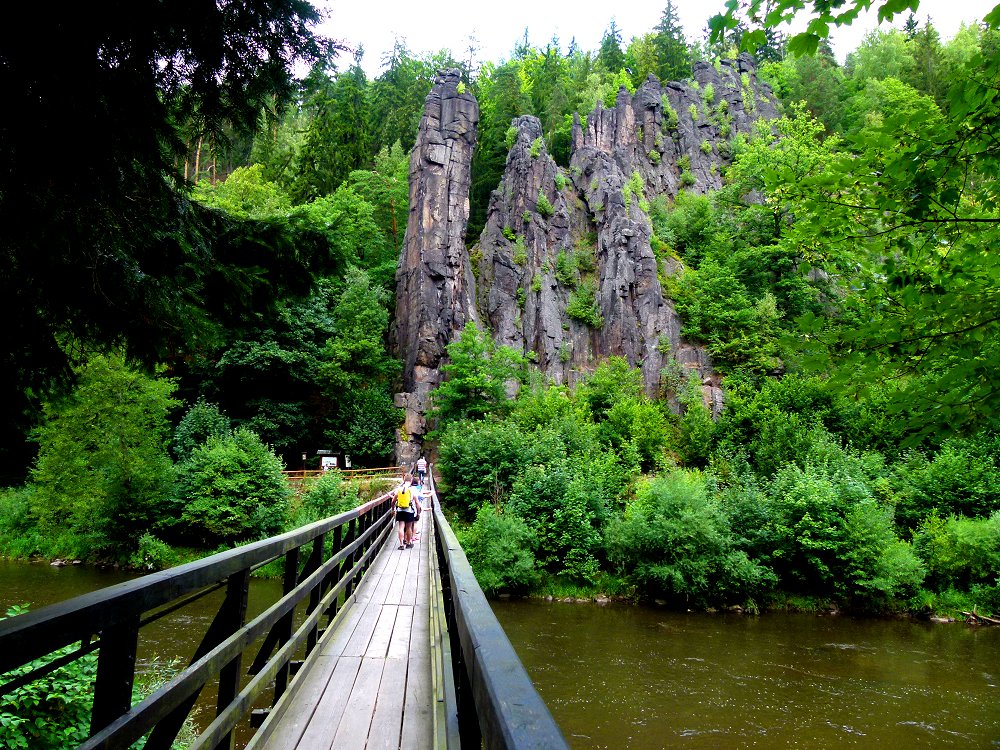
[315,0,997,77]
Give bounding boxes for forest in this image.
[0,0,998,619]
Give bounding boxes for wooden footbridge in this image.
[0,474,568,750]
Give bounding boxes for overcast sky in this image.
[316,0,996,77]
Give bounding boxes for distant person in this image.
[394,474,421,549]
[416,455,427,485]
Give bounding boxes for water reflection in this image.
[491,599,1000,749]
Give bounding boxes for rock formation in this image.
[391,69,479,464]
[394,57,780,458]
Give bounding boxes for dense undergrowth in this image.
[436,356,1000,619]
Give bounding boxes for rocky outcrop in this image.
[394,57,778,454]
[392,69,479,463]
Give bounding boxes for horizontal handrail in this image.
[431,481,569,750]
[0,490,396,748]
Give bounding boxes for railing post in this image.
[90,613,140,737]
[305,532,326,655]
[274,548,300,699]
[344,518,359,599]
[326,525,344,622]
[215,568,250,750]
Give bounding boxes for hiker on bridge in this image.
[415,455,427,485]
[394,474,422,550]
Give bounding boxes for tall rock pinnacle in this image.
[392,69,479,463]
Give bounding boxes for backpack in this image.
[396,487,412,509]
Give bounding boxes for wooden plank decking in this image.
[252,510,436,750]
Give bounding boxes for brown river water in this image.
[3,561,998,749]
[491,598,1000,748]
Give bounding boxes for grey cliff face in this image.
[394,58,778,456]
[392,69,478,463]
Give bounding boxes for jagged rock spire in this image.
[392,69,479,463]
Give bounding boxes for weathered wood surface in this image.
[254,513,433,750]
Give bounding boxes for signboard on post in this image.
[320,456,338,471]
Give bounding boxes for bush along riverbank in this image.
[435,365,1000,621]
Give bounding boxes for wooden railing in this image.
[0,490,396,750]
[282,465,405,483]
[429,474,570,750]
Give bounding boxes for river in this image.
[491,598,1000,749]
[3,561,998,748]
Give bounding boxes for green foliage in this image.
[459,504,540,595]
[554,172,568,191]
[129,533,180,571]
[30,353,179,558]
[578,357,644,422]
[566,280,603,328]
[891,437,1000,531]
[508,461,603,582]
[170,428,290,545]
[702,83,715,104]
[194,164,292,218]
[700,139,712,155]
[554,250,577,287]
[913,512,1000,595]
[675,261,781,373]
[536,190,555,217]
[172,399,231,462]
[662,97,680,130]
[293,470,360,527]
[0,0,328,480]
[688,103,699,121]
[0,606,97,749]
[429,323,527,430]
[505,125,519,149]
[512,235,529,265]
[530,137,543,158]
[622,171,645,216]
[606,472,776,607]
[502,225,516,241]
[531,273,543,293]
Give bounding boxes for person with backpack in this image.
[394,474,422,549]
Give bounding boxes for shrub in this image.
[662,98,679,130]
[30,353,178,559]
[555,250,576,286]
[129,532,179,571]
[536,190,555,217]
[531,273,542,293]
[554,172,567,191]
[170,428,290,545]
[294,470,360,527]
[522,210,532,224]
[172,398,231,462]
[512,235,528,265]
[459,504,540,595]
[516,286,526,307]
[505,126,518,149]
[702,83,715,104]
[605,472,775,606]
[913,512,1000,593]
[688,103,699,122]
[508,461,603,583]
[502,225,516,241]
[566,280,603,328]
[530,137,543,158]
[0,605,97,750]
[892,437,1000,531]
[700,139,712,155]
[680,170,696,186]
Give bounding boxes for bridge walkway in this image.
[252,505,438,750]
